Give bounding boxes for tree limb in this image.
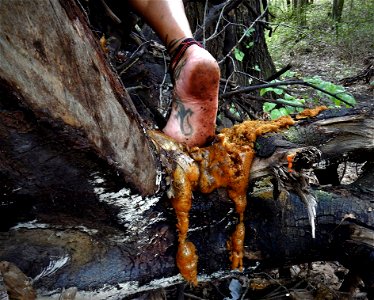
[221,80,355,107]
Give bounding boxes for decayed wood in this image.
[0,99,373,297]
[0,177,373,298]
[0,0,159,195]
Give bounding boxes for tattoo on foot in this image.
[167,38,184,55]
[173,59,186,81]
[175,99,193,136]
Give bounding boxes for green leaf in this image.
[260,88,270,96]
[272,88,283,95]
[263,102,277,112]
[260,87,283,96]
[285,106,296,114]
[270,109,283,120]
[284,93,296,101]
[244,27,255,37]
[279,107,289,116]
[282,70,297,79]
[246,41,254,49]
[340,93,356,106]
[333,99,341,107]
[296,107,304,113]
[234,48,245,62]
[253,64,261,71]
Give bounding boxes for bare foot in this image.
[163,44,220,147]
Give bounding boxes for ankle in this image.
[169,38,204,81]
[167,37,186,57]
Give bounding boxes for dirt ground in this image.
[279,51,373,106]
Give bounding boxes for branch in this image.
[194,0,244,41]
[265,64,293,82]
[242,94,306,108]
[99,0,121,24]
[217,7,268,65]
[221,80,354,107]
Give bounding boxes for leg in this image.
[129,0,220,147]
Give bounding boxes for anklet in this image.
[169,38,203,82]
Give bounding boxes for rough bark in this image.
[185,0,275,83]
[332,0,345,22]
[1,183,373,298]
[0,100,373,297]
[0,0,160,195]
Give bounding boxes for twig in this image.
[183,293,207,300]
[221,80,354,107]
[205,14,247,42]
[223,56,238,93]
[117,41,150,75]
[204,1,241,43]
[118,57,139,76]
[234,99,257,119]
[126,85,149,92]
[207,20,245,42]
[217,6,268,65]
[76,0,91,26]
[99,0,121,24]
[129,40,151,59]
[202,0,209,47]
[159,49,169,111]
[194,0,244,40]
[265,63,293,82]
[212,0,231,38]
[240,276,250,300]
[242,94,306,108]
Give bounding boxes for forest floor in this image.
[275,49,373,106]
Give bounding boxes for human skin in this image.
[129,0,220,147]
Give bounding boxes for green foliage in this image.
[261,83,304,119]
[234,28,256,62]
[305,76,356,106]
[234,48,245,61]
[266,0,374,63]
[261,76,356,120]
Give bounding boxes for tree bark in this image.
[332,0,345,22]
[0,0,160,195]
[0,99,373,297]
[185,0,276,83]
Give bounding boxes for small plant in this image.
[234,27,256,62]
[261,75,356,120]
[261,84,305,119]
[304,76,356,107]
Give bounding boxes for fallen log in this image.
[0,0,160,195]
[0,173,373,298]
[0,90,373,297]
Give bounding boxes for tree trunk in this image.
[332,0,345,22]
[0,0,160,195]
[185,0,276,84]
[293,0,307,25]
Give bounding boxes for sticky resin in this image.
[171,162,199,285]
[296,106,328,119]
[190,116,296,271]
[151,116,296,284]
